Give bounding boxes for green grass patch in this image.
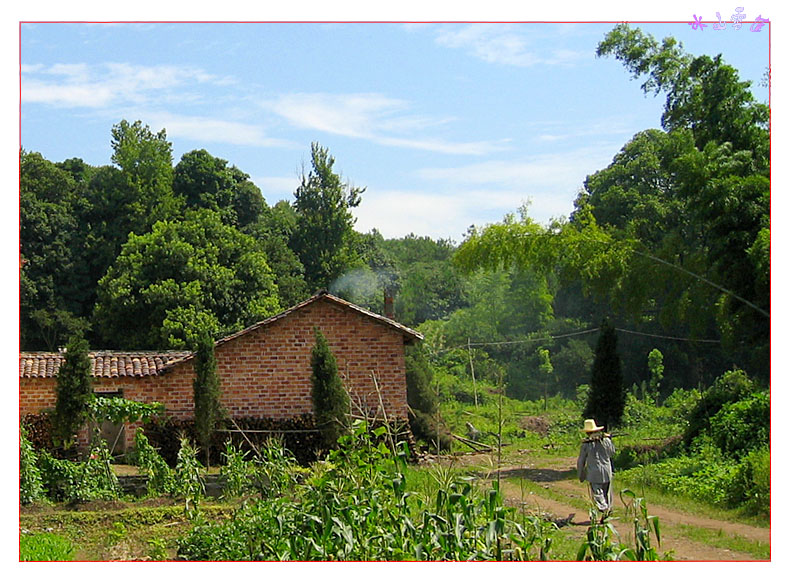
[672,523,770,559]
[20,532,75,561]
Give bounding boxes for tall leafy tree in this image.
[310,329,349,449]
[584,321,625,430]
[110,120,181,233]
[174,149,266,230]
[192,331,223,468]
[291,143,364,291]
[94,209,280,349]
[53,333,94,448]
[20,150,89,349]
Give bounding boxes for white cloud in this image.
[263,92,507,155]
[432,24,585,67]
[21,62,233,109]
[140,112,292,148]
[253,176,302,201]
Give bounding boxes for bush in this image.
[133,428,175,497]
[731,447,770,516]
[709,391,769,458]
[38,445,119,503]
[20,426,44,504]
[684,369,757,445]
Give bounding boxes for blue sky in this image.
[19,16,770,242]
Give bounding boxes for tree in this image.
[584,321,625,430]
[94,209,280,349]
[647,348,664,397]
[174,149,266,230]
[192,332,223,468]
[310,329,349,449]
[53,333,94,448]
[537,348,554,411]
[291,143,364,291]
[110,120,180,233]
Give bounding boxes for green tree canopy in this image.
[290,143,364,291]
[94,208,280,348]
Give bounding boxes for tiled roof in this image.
[19,351,192,379]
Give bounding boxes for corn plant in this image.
[173,436,205,518]
[178,420,557,561]
[576,509,627,561]
[619,489,662,561]
[219,440,251,498]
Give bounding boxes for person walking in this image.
[577,418,615,519]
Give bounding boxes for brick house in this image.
[19,291,423,451]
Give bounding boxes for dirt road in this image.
[432,453,770,561]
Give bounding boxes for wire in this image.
[433,326,720,354]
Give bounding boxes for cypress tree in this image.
[584,320,626,430]
[53,333,93,448]
[310,328,349,449]
[193,331,223,467]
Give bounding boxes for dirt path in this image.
[432,453,770,561]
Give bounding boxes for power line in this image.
[433,326,720,354]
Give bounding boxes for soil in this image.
[432,452,770,561]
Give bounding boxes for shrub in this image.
[52,333,93,447]
[133,428,175,497]
[311,329,349,449]
[684,369,757,445]
[709,391,769,458]
[731,447,770,516]
[38,445,119,503]
[20,426,44,504]
[20,532,74,561]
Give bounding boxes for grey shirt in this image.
[577,436,615,483]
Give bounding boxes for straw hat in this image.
[583,419,605,433]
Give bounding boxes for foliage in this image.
[38,444,119,503]
[683,368,758,446]
[178,421,557,561]
[20,426,44,504]
[88,396,165,426]
[249,438,301,499]
[290,143,364,291]
[174,148,265,230]
[219,441,251,498]
[708,390,769,458]
[52,333,93,446]
[94,208,280,348]
[619,490,662,560]
[192,332,224,467]
[173,437,206,518]
[732,447,770,517]
[110,119,179,233]
[20,532,75,561]
[310,329,349,449]
[133,428,175,497]
[584,321,626,430]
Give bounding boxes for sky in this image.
[18,12,771,243]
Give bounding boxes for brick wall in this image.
[20,297,412,451]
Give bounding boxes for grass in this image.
[19,501,236,561]
[20,532,74,561]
